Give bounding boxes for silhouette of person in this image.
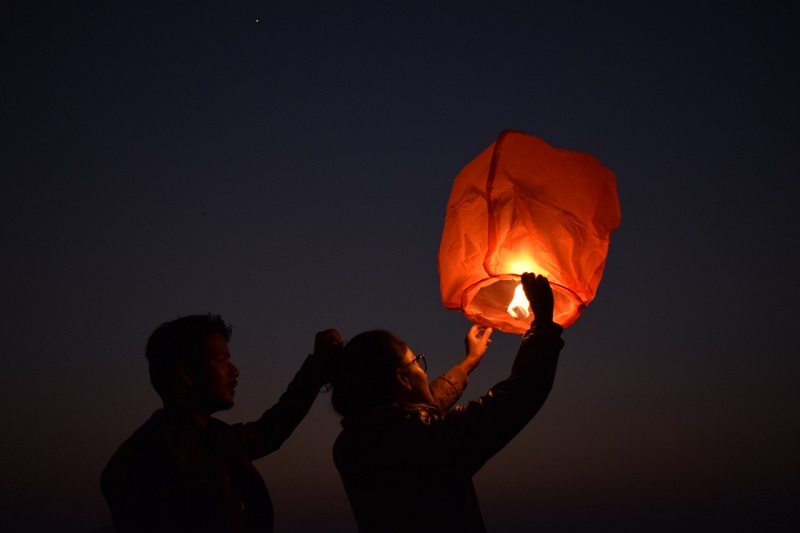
[328,273,564,532]
[101,314,340,532]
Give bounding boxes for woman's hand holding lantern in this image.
[521,273,554,324]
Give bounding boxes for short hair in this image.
[331,330,407,417]
[145,314,232,402]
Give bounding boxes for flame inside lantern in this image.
[505,256,538,319]
[506,283,530,319]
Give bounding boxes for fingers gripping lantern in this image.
[438,130,621,333]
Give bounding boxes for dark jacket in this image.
[333,322,564,532]
[101,353,326,532]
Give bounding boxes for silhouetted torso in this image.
[102,408,272,532]
[102,352,328,532]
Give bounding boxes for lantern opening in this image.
[506,283,530,320]
[462,277,584,332]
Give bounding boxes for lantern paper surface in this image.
[438,130,621,333]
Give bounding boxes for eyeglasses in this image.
[399,353,427,372]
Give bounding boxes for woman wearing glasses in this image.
[328,273,565,532]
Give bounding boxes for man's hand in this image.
[314,329,343,357]
[313,329,343,386]
[521,272,554,323]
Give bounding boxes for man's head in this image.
[146,314,239,413]
[331,329,434,417]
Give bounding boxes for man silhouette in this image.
[101,314,339,532]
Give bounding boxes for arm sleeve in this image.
[234,353,327,460]
[429,366,469,412]
[434,321,564,472]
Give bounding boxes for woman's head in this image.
[330,330,408,417]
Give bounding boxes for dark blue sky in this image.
[3,2,799,531]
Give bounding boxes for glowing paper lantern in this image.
[438,130,621,333]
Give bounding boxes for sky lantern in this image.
[438,130,621,333]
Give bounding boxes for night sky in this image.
[3,2,799,531]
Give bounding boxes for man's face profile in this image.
[189,332,240,413]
